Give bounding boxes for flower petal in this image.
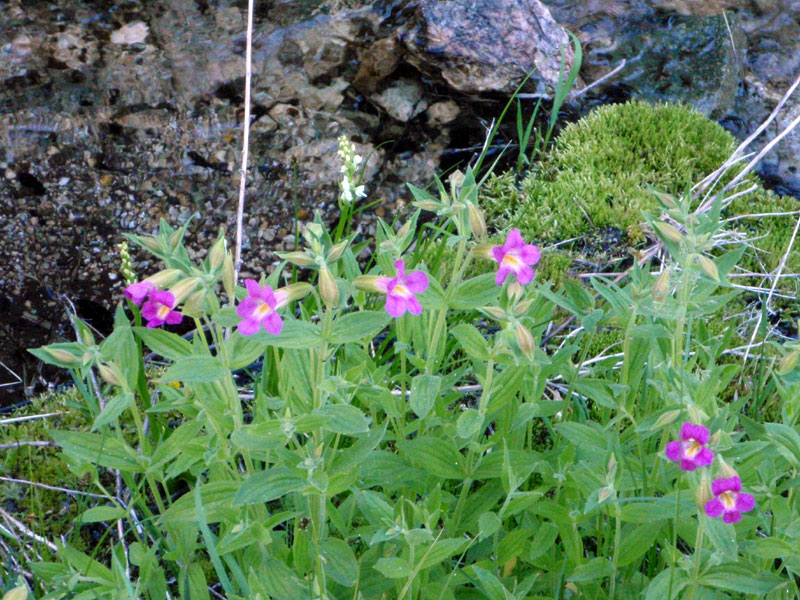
[491,246,506,263]
[680,459,697,472]
[519,244,541,266]
[393,259,406,277]
[695,447,714,467]
[141,301,159,320]
[237,296,261,319]
[245,279,261,298]
[516,265,535,285]
[682,423,709,444]
[722,510,742,524]
[146,319,163,329]
[124,281,154,305]
[403,270,429,293]
[264,312,283,336]
[735,493,755,513]
[385,294,406,318]
[705,498,724,518]
[505,228,524,250]
[406,295,423,315]
[495,265,511,287]
[150,290,175,307]
[665,440,681,462]
[237,318,260,336]
[165,310,183,325]
[712,476,741,496]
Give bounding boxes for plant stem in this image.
[686,519,706,600]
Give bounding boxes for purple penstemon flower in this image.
[237,279,289,336]
[705,476,756,523]
[491,229,541,286]
[375,260,429,318]
[141,290,183,328]
[665,422,714,471]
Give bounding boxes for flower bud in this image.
[354,275,382,293]
[117,241,136,285]
[654,221,684,244]
[513,298,534,316]
[449,169,465,199]
[43,347,81,366]
[778,350,800,375]
[319,266,339,308]
[598,486,614,504]
[168,277,201,305]
[222,253,236,301]
[653,409,680,430]
[277,251,316,267]
[709,430,720,446]
[415,199,440,212]
[208,234,227,271]
[139,235,164,253]
[508,281,524,305]
[697,255,719,282]
[282,282,314,303]
[482,306,508,322]
[652,269,670,303]
[168,229,183,249]
[718,459,738,480]
[653,191,677,209]
[327,240,348,263]
[396,221,411,240]
[98,362,124,387]
[515,323,535,359]
[467,202,487,239]
[502,556,517,578]
[472,244,495,260]
[696,474,713,512]
[182,290,206,317]
[144,269,183,289]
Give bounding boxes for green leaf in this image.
[617,522,662,566]
[398,437,468,479]
[467,565,510,600]
[374,557,412,579]
[80,505,126,523]
[58,544,114,583]
[148,421,205,473]
[330,311,391,344]
[319,538,358,587]
[256,559,310,600]
[247,317,323,349]
[49,430,143,472]
[450,324,490,361]
[478,512,502,540]
[646,568,688,600]
[410,374,441,419]
[555,422,608,453]
[450,273,500,310]
[91,393,133,430]
[456,408,484,439]
[160,481,238,525]
[497,528,534,565]
[229,421,289,452]
[746,537,796,560]
[698,564,786,594]
[234,467,305,506]
[315,404,369,435]
[228,334,266,370]
[620,500,675,523]
[571,379,617,410]
[187,564,210,600]
[529,522,559,561]
[417,538,469,570]
[133,327,193,360]
[159,356,228,384]
[764,423,800,467]
[702,514,737,562]
[568,557,614,582]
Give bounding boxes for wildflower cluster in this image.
[337,135,366,206]
[666,422,756,524]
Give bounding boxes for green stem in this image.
[608,500,623,599]
[686,519,706,600]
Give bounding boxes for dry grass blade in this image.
[0,506,59,552]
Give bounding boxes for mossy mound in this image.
[482,100,800,289]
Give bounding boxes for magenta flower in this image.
[705,476,756,523]
[375,260,429,317]
[237,279,289,336]
[665,423,714,471]
[124,281,155,306]
[491,229,541,286]
[141,290,183,328]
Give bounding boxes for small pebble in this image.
[59,177,70,186]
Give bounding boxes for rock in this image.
[426,100,460,126]
[605,13,745,118]
[371,78,427,122]
[542,0,800,196]
[401,0,573,94]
